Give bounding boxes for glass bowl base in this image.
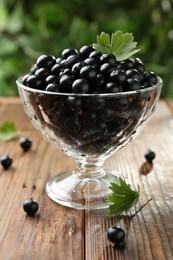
[45,169,120,210]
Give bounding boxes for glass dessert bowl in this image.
[16,76,162,209]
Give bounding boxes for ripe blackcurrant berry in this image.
[19,137,32,152]
[45,83,59,92]
[133,59,145,74]
[144,71,158,85]
[26,75,44,90]
[126,69,141,81]
[89,50,102,60]
[35,68,50,79]
[71,62,85,77]
[120,59,134,69]
[105,82,120,93]
[0,155,13,170]
[66,55,80,68]
[110,69,126,84]
[72,78,89,94]
[100,53,116,65]
[67,96,82,111]
[61,48,78,59]
[99,63,114,76]
[79,45,94,59]
[144,150,156,162]
[36,54,56,68]
[22,74,30,85]
[59,75,73,93]
[51,63,63,76]
[80,65,97,80]
[45,75,59,85]
[23,198,39,216]
[107,226,125,245]
[123,78,141,91]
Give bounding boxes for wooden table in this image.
[0,97,173,260]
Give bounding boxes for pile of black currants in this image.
[19,45,160,156]
[22,45,158,94]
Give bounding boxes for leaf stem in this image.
[132,197,152,216]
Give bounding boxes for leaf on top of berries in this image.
[93,31,140,61]
[108,177,140,216]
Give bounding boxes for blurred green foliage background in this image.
[0,0,173,97]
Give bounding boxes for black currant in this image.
[61,48,78,59]
[59,75,73,93]
[84,57,99,68]
[67,96,82,111]
[23,198,39,216]
[89,50,102,60]
[66,55,80,68]
[109,69,126,84]
[144,72,158,85]
[51,63,63,76]
[72,79,89,94]
[95,74,105,91]
[26,75,45,90]
[45,75,59,85]
[144,150,156,162]
[107,226,125,245]
[59,68,72,77]
[60,59,68,68]
[35,68,50,79]
[0,155,13,170]
[104,82,120,93]
[79,45,94,59]
[123,78,142,91]
[71,62,85,77]
[99,63,114,76]
[120,59,134,69]
[133,59,145,74]
[45,83,59,92]
[126,69,141,82]
[22,74,30,85]
[19,137,32,152]
[36,54,56,69]
[100,53,116,65]
[80,65,97,80]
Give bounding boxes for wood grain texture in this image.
[0,98,173,260]
[0,99,83,260]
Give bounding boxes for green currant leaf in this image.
[0,121,18,141]
[107,177,140,216]
[93,30,140,61]
[0,121,28,141]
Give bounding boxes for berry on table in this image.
[107,226,125,245]
[144,150,156,162]
[19,137,32,152]
[0,155,13,170]
[23,198,39,216]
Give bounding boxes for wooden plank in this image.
[0,100,84,260]
[85,101,173,260]
[1,98,173,260]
